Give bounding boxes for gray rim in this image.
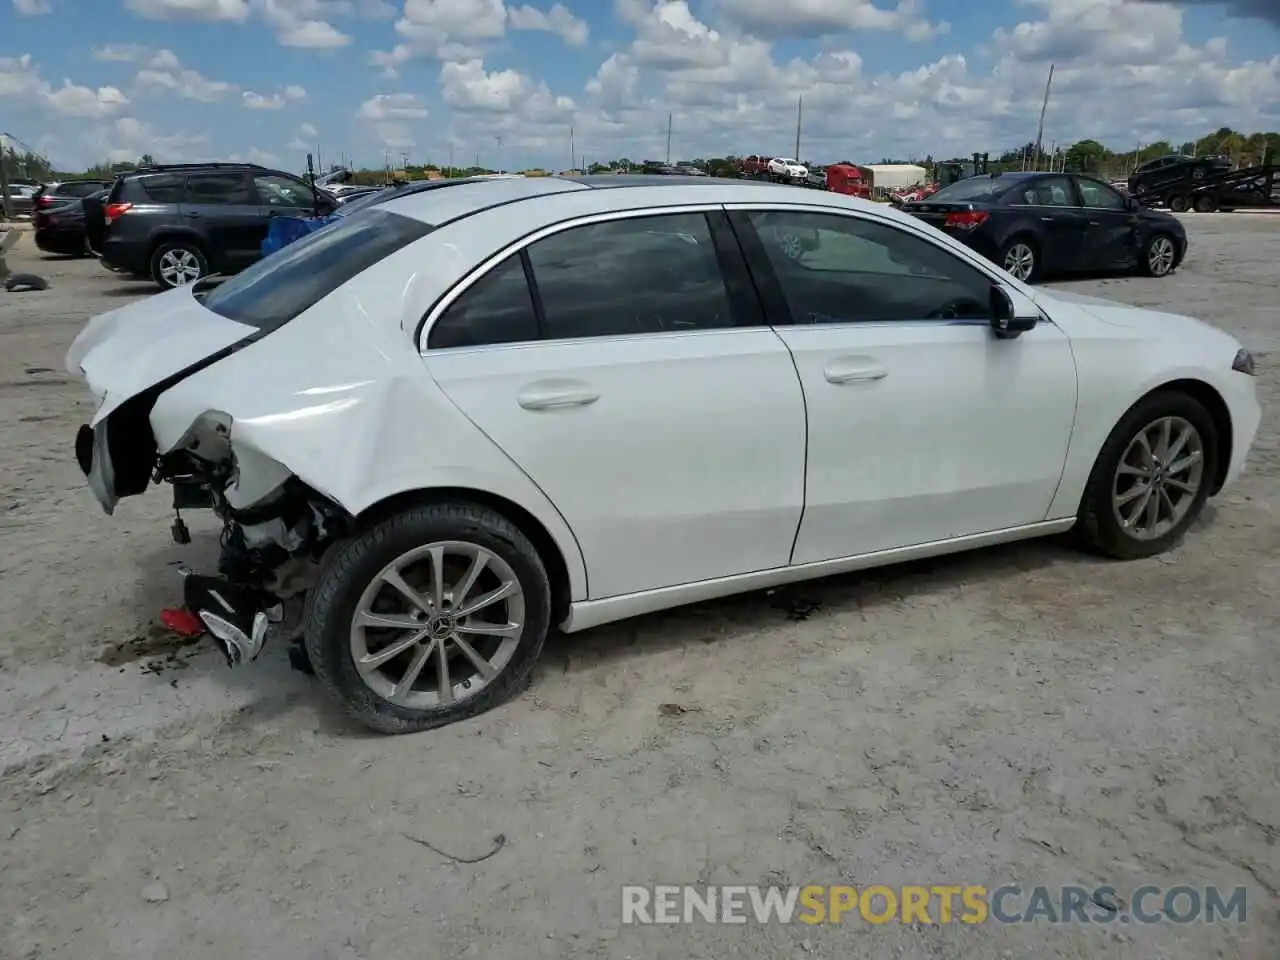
[159,248,202,286]
[1148,236,1175,276]
[349,541,524,710]
[1111,416,1204,541]
[1004,243,1035,280]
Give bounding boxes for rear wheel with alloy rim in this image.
[1140,233,1177,277]
[150,240,208,289]
[1000,238,1038,282]
[1077,391,1217,559]
[304,501,551,733]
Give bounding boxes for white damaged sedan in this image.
[67,175,1261,733]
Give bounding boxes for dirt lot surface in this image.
[0,216,1277,959]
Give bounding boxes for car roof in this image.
[380,173,920,233]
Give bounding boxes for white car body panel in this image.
[767,158,808,179]
[63,178,1261,637]
[774,319,1076,564]
[424,328,806,599]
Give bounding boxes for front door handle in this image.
[184,211,201,219]
[517,381,600,410]
[823,358,887,384]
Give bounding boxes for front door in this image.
[727,206,1078,565]
[420,210,807,599]
[1074,177,1141,270]
[180,171,265,272]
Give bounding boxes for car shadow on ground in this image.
[124,507,1219,738]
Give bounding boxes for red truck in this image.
[740,155,772,179]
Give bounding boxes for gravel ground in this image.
[0,215,1277,960]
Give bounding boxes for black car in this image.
[34,188,107,256]
[97,162,337,289]
[31,179,113,215]
[1127,154,1232,209]
[902,172,1187,283]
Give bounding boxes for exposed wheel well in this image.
[1139,379,1233,494]
[356,487,574,626]
[148,233,206,259]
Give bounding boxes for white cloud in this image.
[508,3,589,46]
[124,0,251,20]
[87,116,210,164]
[134,49,237,102]
[13,0,53,15]
[0,55,131,118]
[715,0,948,42]
[355,92,430,120]
[242,85,308,108]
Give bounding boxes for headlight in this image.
[1232,349,1256,376]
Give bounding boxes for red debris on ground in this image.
[159,607,204,637]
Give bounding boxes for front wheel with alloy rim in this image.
[1076,390,1218,560]
[1000,238,1038,283]
[304,501,552,734]
[150,240,208,289]
[1140,233,1178,277]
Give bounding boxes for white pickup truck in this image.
[766,157,808,181]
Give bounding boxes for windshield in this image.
[201,207,434,331]
[926,177,1017,202]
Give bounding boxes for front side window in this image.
[184,172,254,205]
[1077,178,1126,209]
[428,255,540,349]
[525,212,738,340]
[743,210,992,324]
[254,173,315,208]
[928,177,1014,202]
[201,207,434,332]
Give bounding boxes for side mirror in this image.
[1124,196,1139,211]
[989,283,1039,339]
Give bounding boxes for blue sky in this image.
[3,0,1278,172]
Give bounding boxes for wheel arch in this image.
[1146,379,1233,494]
[146,229,208,262]
[355,486,577,627]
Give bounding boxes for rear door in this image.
[1002,175,1089,270]
[180,171,263,272]
[420,208,808,599]
[1074,176,1141,269]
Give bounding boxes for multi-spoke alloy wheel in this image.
[1077,391,1217,560]
[1110,416,1204,541]
[305,502,552,734]
[351,541,525,709]
[150,241,207,289]
[1001,240,1037,282]
[1142,234,1177,277]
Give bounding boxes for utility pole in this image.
[665,113,672,164]
[1032,62,1054,170]
[448,143,454,177]
[495,135,502,173]
[794,95,803,161]
[570,125,575,171]
[0,136,11,221]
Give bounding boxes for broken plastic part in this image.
[198,609,271,666]
[160,607,204,637]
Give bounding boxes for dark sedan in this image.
[901,172,1187,283]
[34,189,108,256]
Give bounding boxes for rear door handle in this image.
[184,212,201,219]
[517,380,600,410]
[823,358,887,384]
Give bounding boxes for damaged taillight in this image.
[104,201,133,225]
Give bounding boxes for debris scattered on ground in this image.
[402,832,507,864]
[657,702,702,717]
[141,883,169,904]
[97,623,205,669]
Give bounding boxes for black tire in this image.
[149,239,208,289]
[1167,194,1189,213]
[1076,390,1218,560]
[303,501,552,734]
[1193,195,1217,213]
[1139,231,1178,277]
[998,235,1040,283]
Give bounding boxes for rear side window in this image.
[123,174,184,203]
[201,207,434,332]
[428,255,540,349]
[184,172,254,205]
[59,181,107,198]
